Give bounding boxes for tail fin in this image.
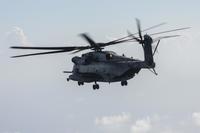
[143,35,155,67]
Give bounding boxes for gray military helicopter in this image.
[11,19,189,90]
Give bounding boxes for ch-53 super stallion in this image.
[11,19,189,90]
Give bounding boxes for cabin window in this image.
[106,54,113,60]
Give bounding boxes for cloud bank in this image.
[95,113,153,133]
[192,112,200,127]
[95,112,131,126]
[131,117,151,133]
[6,26,31,46]
[95,113,200,133]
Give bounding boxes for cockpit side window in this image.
[106,54,113,60]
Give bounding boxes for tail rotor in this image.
[128,18,190,75]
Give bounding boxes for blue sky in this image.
[0,0,200,133]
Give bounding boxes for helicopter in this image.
[10,19,189,90]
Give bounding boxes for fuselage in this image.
[69,51,144,83]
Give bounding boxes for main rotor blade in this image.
[100,38,136,48]
[139,22,166,33]
[71,48,89,54]
[121,22,166,42]
[11,50,74,58]
[105,22,166,44]
[10,46,88,51]
[153,35,180,42]
[80,33,96,47]
[150,27,190,36]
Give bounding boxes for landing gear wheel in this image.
[124,81,128,86]
[96,84,99,89]
[121,81,128,86]
[78,82,84,86]
[121,81,124,86]
[93,84,96,90]
[93,83,99,90]
[67,78,70,81]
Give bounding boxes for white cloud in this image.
[95,112,131,126]
[131,117,152,133]
[192,112,200,127]
[95,113,191,133]
[6,26,31,46]
[95,114,153,133]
